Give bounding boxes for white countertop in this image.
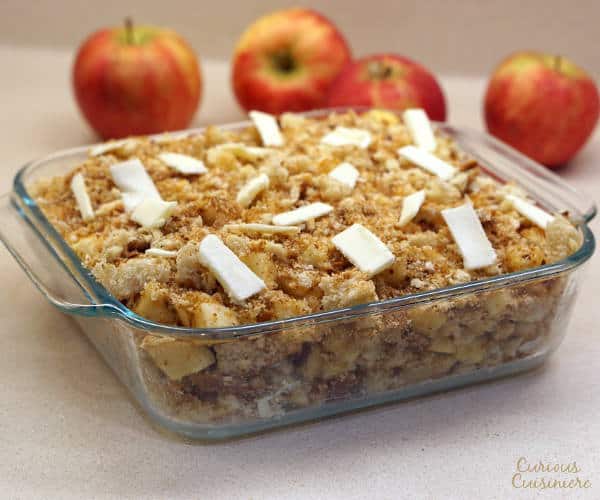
[1,45,599,500]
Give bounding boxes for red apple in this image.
[232,8,351,114]
[484,51,599,168]
[325,54,447,121]
[73,19,202,139]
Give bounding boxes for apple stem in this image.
[271,51,296,73]
[124,17,134,45]
[367,60,393,80]
[554,55,562,73]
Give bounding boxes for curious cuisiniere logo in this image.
[512,457,592,491]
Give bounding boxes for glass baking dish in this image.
[0,109,595,440]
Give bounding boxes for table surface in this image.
[1,45,599,500]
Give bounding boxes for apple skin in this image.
[325,54,447,121]
[73,23,202,139]
[484,51,599,168]
[232,8,352,114]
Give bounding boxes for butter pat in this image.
[145,248,178,257]
[249,110,284,146]
[70,172,94,221]
[131,199,177,228]
[120,192,147,212]
[236,173,270,207]
[224,223,300,235]
[399,190,425,226]
[506,195,555,229]
[328,162,360,189]
[332,223,395,276]
[398,145,457,180]
[110,158,162,211]
[158,152,207,175]
[442,202,497,270]
[403,108,437,152]
[198,234,266,303]
[89,139,136,157]
[272,202,333,226]
[321,127,372,148]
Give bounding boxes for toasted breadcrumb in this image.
[31,111,582,328]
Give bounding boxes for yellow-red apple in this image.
[484,51,599,168]
[232,8,351,114]
[73,20,202,139]
[325,54,447,121]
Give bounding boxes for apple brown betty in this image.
[30,110,582,421]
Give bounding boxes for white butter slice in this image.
[131,199,177,228]
[403,108,437,152]
[399,190,425,227]
[328,162,360,189]
[110,158,162,211]
[70,172,94,221]
[249,110,284,146]
[89,139,135,157]
[110,158,160,197]
[224,223,300,235]
[236,174,270,208]
[332,224,395,276]
[272,202,333,226]
[158,152,207,175]
[398,145,457,180]
[321,127,372,148]
[120,192,146,212]
[198,234,266,303]
[441,203,497,270]
[506,195,555,229]
[145,248,178,257]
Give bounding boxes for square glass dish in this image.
[0,109,595,440]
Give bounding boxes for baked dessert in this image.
[30,109,582,422]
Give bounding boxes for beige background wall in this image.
[2,0,599,77]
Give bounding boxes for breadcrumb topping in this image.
[30,110,582,328]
